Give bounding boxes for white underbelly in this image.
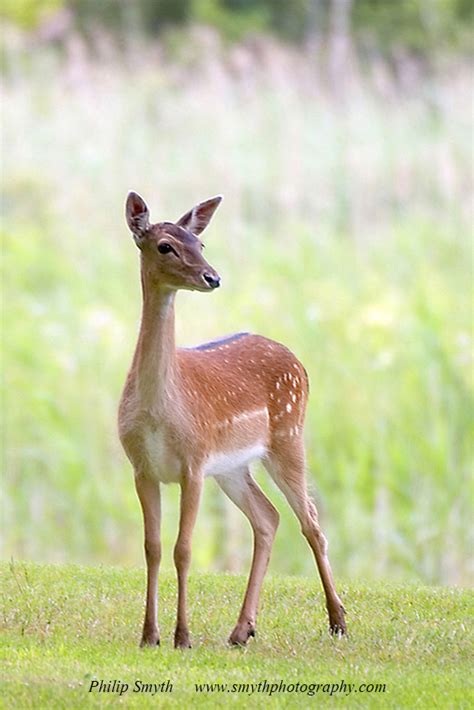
[140,405,269,482]
[203,443,267,478]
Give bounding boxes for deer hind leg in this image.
[174,472,203,649]
[264,442,346,635]
[215,467,279,646]
[135,474,162,647]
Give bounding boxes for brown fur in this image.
[119,192,346,648]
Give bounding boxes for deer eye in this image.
[157,242,174,255]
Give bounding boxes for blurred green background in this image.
[2,0,473,585]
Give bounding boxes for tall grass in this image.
[2,31,473,583]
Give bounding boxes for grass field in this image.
[1,562,473,708]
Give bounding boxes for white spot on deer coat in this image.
[231,408,268,427]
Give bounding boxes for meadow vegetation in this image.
[2,562,473,708]
[2,28,473,584]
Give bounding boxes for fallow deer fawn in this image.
[118,192,346,648]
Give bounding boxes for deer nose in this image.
[203,273,220,289]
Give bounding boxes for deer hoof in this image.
[229,622,256,646]
[174,628,192,649]
[329,605,347,636]
[140,632,160,648]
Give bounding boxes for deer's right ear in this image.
[126,191,150,246]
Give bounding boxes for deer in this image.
[118,191,346,649]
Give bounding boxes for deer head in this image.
[125,192,222,292]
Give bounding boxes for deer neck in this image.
[132,270,177,413]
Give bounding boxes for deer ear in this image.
[126,191,150,245]
[176,195,223,235]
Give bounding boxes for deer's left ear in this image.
[176,195,223,235]
[126,191,150,246]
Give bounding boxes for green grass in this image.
[1,562,473,708]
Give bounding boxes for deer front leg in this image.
[174,472,203,649]
[135,474,162,647]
